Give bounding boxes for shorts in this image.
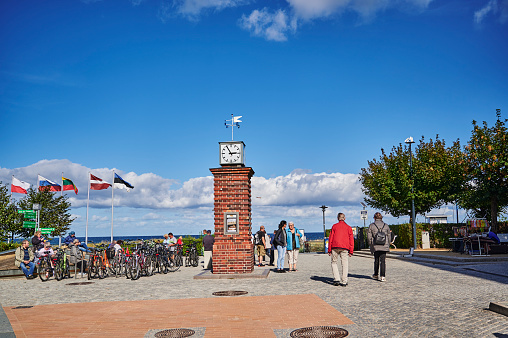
[256,244,266,256]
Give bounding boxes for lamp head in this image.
[405,136,414,144]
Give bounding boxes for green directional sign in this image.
[40,228,55,234]
[23,221,36,228]
[18,210,36,218]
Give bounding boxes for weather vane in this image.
[224,114,242,141]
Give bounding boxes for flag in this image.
[114,173,134,191]
[38,175,61,192]
[62,177,78,194]
[233,115,242,123]
[11,176,30,194]
[90,174,111,190]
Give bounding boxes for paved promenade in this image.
[1,251,507,337]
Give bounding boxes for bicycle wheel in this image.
[125,258,132,279]
[55,261,63,281]
[38,259,50,282]
[87,257,94,280]
[97,256,106,279]
[161,256,168,274]
[145,257,154,276]
[64,258,70,278]
[191,251,199,267]
[175,254,183,267]
[130,258,140,280]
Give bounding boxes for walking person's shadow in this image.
[311,274,371,285]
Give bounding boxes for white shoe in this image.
[379,276,386,282]
[372,274,378,280]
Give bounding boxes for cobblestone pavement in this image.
[1,253,507,337]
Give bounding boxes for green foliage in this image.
[17,188,74,238]
[0,182,19,241]
[182,236,203,254]
[461,109,508,230]
[390,223,470,249]
[359,136,464,220]
[0,241,21,252]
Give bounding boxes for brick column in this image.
[210,166,255,274]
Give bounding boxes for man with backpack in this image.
[255,226,267,267]
[367,212,391,282]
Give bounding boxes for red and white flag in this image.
[11,176,30,194]
[90,174,111,190]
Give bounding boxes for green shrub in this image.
[0,242,21,252]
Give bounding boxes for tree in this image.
[359,136,465,221]
[461,109,508,231]
[0,182,21,241]
[17,188,74,238]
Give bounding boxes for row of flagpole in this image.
[10,172,134,244]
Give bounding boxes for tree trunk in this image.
[490,196,498,232]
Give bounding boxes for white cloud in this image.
[287,0,433,20]
[240,0,434,41]
[474,0,508,24]
[239,8,297,41]
[159,0,249,21]
[475,0,498,24]
[252,170,362,206]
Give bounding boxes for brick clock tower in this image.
[210,141,255,274]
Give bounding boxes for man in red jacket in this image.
[328,212,354,286]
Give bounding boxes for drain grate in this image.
[290,326,348,337]
[154,328,195,337]
[212,290,248,296]
[12,306,33,309]
[66,282,94,286]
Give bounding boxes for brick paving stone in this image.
[1,253,507,337]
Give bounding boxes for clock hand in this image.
[225,146,232,155]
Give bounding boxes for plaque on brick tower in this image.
[210,139,254,274]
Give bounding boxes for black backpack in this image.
[374,223,387,245]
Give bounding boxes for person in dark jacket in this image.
[273,220,287,273]
[64,231,91,252]
[202,230,215,269]
[367,212,391,282]
[31,231,45,251]
[328,213,354,286]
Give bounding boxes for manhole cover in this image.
[212,290,248,296]
[290,326,348,337]
[154,328,195,337]
[12,306,33,309]
[66,282,94,286]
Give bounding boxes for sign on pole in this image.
[22,221,36,228]
[40,228,55,234]
[360,210,368,220]
[18,210,36,218]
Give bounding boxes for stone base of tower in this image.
[210,166,255,274]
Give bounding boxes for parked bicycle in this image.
[87,244,107,280]
[184,242,199,267]
[54,248,70,281]
[37,250,55,282]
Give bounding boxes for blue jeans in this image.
[20,262,35,277]
[277,246,286,270]
[79,243,91,253]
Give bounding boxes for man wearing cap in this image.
[64,231,91,253]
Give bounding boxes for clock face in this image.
[220,143,243,165]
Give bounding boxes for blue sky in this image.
[1,0,507,237]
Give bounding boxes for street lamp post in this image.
[405,137,417,250]
[320,205,328,253]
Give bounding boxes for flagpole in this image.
[10,175,13,202]
[111,170,115,243]
[86,172,90,245]
[59,172,63,247]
